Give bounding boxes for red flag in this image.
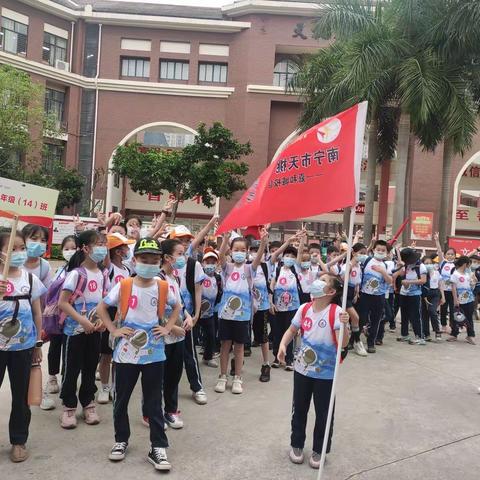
[217,103,368,235]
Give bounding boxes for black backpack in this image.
[213,272,223,306]
[185,257,198,313]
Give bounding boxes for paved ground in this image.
[1,326,480,480]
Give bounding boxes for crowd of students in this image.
[0,208,477,471]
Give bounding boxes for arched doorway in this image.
[450,150,480,237]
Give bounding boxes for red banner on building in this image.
[448,237,480,255]
[410,212,433,241]
[217,102,368,234]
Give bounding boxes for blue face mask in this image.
[9,251,28,268]
[425,264,435,272]
[357,254,368,264]
[283,257,296,268]
[174,256,186,270]
[135,262,160,279]
[465,268,472,275]
[301,261,311,270]
[26,241,46,258]
[89,246,107,263]
[204,265,216,275]
[232,252,247,264]
[122,249,132,261]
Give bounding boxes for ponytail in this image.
[66,230,99,272]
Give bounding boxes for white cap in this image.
[203,250,219,261]
[169,225,193,239]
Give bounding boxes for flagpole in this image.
[317,205,357,480]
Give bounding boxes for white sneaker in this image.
[232,375,243,394]
[203,359,218,368]
[289,447,304,464]
[95,371,101,381]
[47,376,60,394]
[192,389,208,405]
[353,341,368,357]
[214,374,228,393]
[98,386,111,404]
[164,412,184,429]
[40,393,55,411]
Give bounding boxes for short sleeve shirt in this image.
[340,264,361,288]
[252,264,270,311]
[218,264,253,321]
[360,258,388,296]
[109,263,131,290]
[174,260,205,315]
[274,266,300,312]
[400,264,427,296]
[440,261,455,291]
[201,274,219,319]
[24,259,53,289]
[104,279,176,364]
[450,271,474,304]
[0,271,45,351]
[163,273,185,345]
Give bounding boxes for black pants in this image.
[291,371,334,454]
[400,295,422,338]
[272,310,295,364]
[451,301,476,337]
[114,361,168,448]
[384,293,395,329]
[0,348,33,445]
[421,291,441,337]
[440,290,455,327]
[183,330,203,393]
[358,294,385,348]
[197,316,216,361]
[163,340,184,414]
[60,332,101,408]
[48,334,63,376]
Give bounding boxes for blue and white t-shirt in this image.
[274,266,300,312]
[298,268,314,294]
[201,274,219,319]
[400,264,427,296]
[340,263,361,288]
[0,271,45,351]
[450,271,474,304]
[252,264,270,311]
[439,261,455,292]
[163,273,185,345]
[62,268,107,336]
[361,258,388,296]
[292,303,340,380]
[174,260,205,315]
[109,263,130,289]
[218,264,253,321]
[385,260,395,293]
[104,280,176,364]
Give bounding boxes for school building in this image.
[1,0,479,244]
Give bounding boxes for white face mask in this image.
[374,251,387,260]
[310,280,329,299]
[62,249,75,262]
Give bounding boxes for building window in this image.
[45,88,65,128]
[43,32,67,66]
[121,57,150,78]
[0,16,28,55]
[160,60,189,81]
[43,143,63,172]
[198,63,227,83]
[273,59,299,88]
[113,172,120,188]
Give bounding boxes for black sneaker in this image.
[230,358,235,376]
[375,339,383,346]
[367,346,376,354]
[147,447,171,471]
[244,347,252,357]
[259,364,271,382]
[285,362,294,371]
[252,341,259,347]
[109,442,128,461]
[271,359,280,369]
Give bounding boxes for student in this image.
[394,248,427,345]
[199,248,222,368]
[383,245,397,332]
[53,236,77,281]
[22,224,53,289]
[448,256,476,344]
[357,240,392,353]
[434,232,456,331]
[215,230,267,394]
[421,256,444,342]
[326,246,342,276]
[308,243,323,278]
[341,243,368,357]
[0,230,45,463]
[97,237,180,471]
[97,233,134,405]
[58,230,109,429]
[266,240,282,279]
[278,276,350,469]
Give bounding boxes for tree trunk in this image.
[392,114,411,245]
[363,118,379,246]
[342,207,352,234]
[402,133,416,245]
[439,137,455,247]
[170,190,182,224]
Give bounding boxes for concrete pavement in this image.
[1,327,480,480]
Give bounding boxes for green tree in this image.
[112,122,252,222]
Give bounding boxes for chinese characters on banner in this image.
[448,237,480,256]
[0,177,59,228]
[410,212,433,241]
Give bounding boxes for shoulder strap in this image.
[299,302,313,336]
[156,279,168,321]
[214,273,223,305]
[28,272,33,297]
[290,265,304,296]
[261,262,272,294]
[275,263,282,282]
[360,256,373,287]
[101,268,109,296]
[414,265,421,280]
[119,277,134,321]
[109,267,115,282]
[329,304,339,349]
[39,258,49,282]
[70,267,88,304]
[186,257,196,310]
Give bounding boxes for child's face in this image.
[355,248,367,257]
[445,249,456,262]
[232,241,247,253]
[1,236,26,258]
[203,258,217,266]
[27,231,47,244]
[127,218,141,230]
[63,240,76,251]
[302,253,311,262]
[109,225,126,235]
[374,245,387,256]
[318,274,336,297]
[134,253,161,266]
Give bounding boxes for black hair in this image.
[373,239,388,248]
[309,243,321,251]
[22,223,49,242]
[326,245,339,255]
[0,229,24,252]
[230,237,248,249]
[470,254,480,262]
[67,230,99,272]
[321,273,343,306]
[269,241,281,251]
[445,247,456,255]
[284,246,298,257]
[207,240,218,249]
[125,215,142,228]
[249,245,259,252]
[352,242,366,253]
[61,235,76,250]
[161,238,182,262]
[455,255,471,269]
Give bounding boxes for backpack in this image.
[213,273,223,306]
[42,267,108,339]
[3,273,33,341]
[439,261,455,278]
[395,263,422,294]
[299,302,346,362]
[185,257,198,313]
[275,263,304,298]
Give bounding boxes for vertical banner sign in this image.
[217,102,368,234]
[410,212,433,241]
